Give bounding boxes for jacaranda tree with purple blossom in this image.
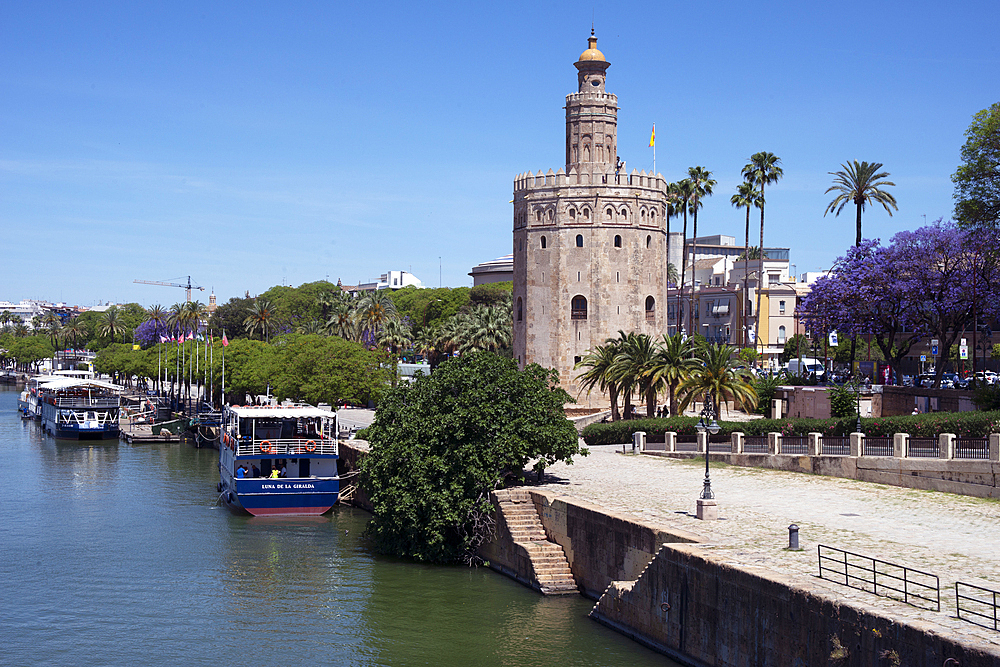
[799,221,1000,387]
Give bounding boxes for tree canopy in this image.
[361,352,583,564]
[953,102,1000,229]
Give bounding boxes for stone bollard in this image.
[808,433,822,456]
[893,432,910,458]
[850,432,864,457]
[632,431,646,453]
[731,431,744,454]
[768,432,781,455]
[697,431,708,454]
[990,433,1000,462]
[664,431,677,453]
[939,433,956,460]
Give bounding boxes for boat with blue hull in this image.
[36,378,123,439]
[218,405,339,516]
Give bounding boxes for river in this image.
[0,387,676,666]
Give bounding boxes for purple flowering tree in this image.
[134,319,171,348]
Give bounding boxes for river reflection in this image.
[0,387,674,667]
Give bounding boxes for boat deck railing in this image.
[229,436,338,457]
[47,397,120,408]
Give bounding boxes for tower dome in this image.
[577,30,606,63]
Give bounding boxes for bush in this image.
[751,375,783,415]
[828,383,858,418]
[972,384,1000,411]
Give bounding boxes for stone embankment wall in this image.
[591,542,1000,667]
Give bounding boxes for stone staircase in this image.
[494,488,578,595]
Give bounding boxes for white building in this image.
[355,270,423,292]
[0,300,51,328]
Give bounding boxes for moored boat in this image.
[36,378,123,439]
[218,404,339,516]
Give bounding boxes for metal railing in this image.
[956,581,999,631]
[708,436,730,453]
[863,437,893,457]
[49,397,120,408]
[955,438,989,460]
[234,437,338,457]
[744,436,768,454]
[675,437,697,452]
[908,438,939,458]
[818,544,940,611]
[781,436,808,455]
[821,437,851,456]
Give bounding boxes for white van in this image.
[785,357,825,379]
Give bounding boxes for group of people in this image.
[235,461,287,479]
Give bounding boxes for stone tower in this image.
[512,32,669,398]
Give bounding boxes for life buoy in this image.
[260,440,273,454]
[305,440,316,452]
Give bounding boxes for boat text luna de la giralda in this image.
[218,404,339,516]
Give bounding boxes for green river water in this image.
[0,387,677,666]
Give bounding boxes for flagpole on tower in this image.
[649,123,656,175]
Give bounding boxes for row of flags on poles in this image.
[158,331,230,346]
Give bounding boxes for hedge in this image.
[580,411,1000,445]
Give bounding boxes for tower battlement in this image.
[564,92,618,105]
[513,168,666,193]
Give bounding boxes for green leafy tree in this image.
[779,333,811,365]
[953,102,1000,229]
[824,160,898,247]
[9,335,55,372]
[207,296,253,340]
[388,286,471,335]
[361,352,583,564]
[269,334,389,406]
[742,151,784,350]
[829,382,859,418]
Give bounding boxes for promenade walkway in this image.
[538,444,1000,648]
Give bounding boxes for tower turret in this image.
[565,30,618,174]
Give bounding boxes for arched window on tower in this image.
[571,295,588,320]
[583,208,591,220]
[620,207,628,221]
[640,209,647,223]
[576,234,584,248]
[614,235,622,248]
[547,209,555,222]
[536,210,542,222]
[645,296,655,321]
[540,236,547,249]
[650,209,657,224]
[568,208,576,221]
[517,297,523,322]
[646,235,651,248]
[605,207,614,221]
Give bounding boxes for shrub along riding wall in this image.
[580,411,1000,445]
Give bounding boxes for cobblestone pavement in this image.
[538,444,1000,647]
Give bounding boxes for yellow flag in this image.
[649,124,655,148]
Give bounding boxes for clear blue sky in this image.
[3,1,998,308]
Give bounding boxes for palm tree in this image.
[326,296,357,340]
[824,160,898,247]
[664,181,683,280]
[0,310,10,332]
[741,152,784,356]
[243,299,276,342]
[99,306,126,344]
[62,317,86,350]
[675,179,696,333]
[611,331,660,418]
[675,343,757,417]
[574,340,622,421]
[459,305,512,354]
[666,262,679,287]
[13,322,29,338]
[731,181,762,348]
[45,317,62,348]
[650,333,698,417]
[413,325,442,368]
[686,166,717,334]
[296,319,327,335]
[357,290,398,342]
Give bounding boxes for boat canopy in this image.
[37,378,124,392]
[228,405,336,418]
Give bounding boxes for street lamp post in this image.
[696,391,721,519]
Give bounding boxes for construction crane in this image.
[134,276,205,303]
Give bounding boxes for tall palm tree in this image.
[650,333,698,417]
[664,181,683,283]
[326,297,357,340]
[99,306,126,344]
[243,299,276,342]
[574,340,622,421]
[0,310,10,331]
[675,343,757,417]
[686,166,717,335]
[824,160,898,247]
[666,262,679,287]
[675,179,696,333]
[413,325,442,368]
[741,152,784,356]
[13,322,29,338]
[731,181,762,348]
[45,318,62,348]
[459,305,512,354]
